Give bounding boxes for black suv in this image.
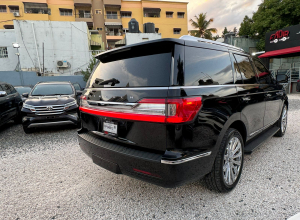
[22,81,79,133]
[0,82,22,127]
[77,36,288,192]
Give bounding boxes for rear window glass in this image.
[87,42,173,88]
[31,84,73,96]
[184,47,233,86]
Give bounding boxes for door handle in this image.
[241,96,251,101]
[265,93,272,97]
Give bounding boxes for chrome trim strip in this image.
[28,121,74,128]
[249,118,279,137]
[161,151,212,165]
[87,87,169,91]
[33,104,65,108]
[88,100,137,106]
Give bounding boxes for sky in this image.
[186,0,262,36]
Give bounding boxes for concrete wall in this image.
[225,36,259,54]
[13,20,91,75]
[125,33,162,45]
[0,71,86,88]
[0,30,18,71]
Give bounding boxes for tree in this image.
[239,15,253,36]
[189,13,217,40]
[239,0,300,50]
[222,27,229,37]
[233,27,238,35]
[212,35,220,41]
[81,58,98,82]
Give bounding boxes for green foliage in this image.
[81,58,98,82]
[189,13,217,40]
[239,15,253,36]
[238,0,300,50]
[212,35,220,41]
[222,27,228,37]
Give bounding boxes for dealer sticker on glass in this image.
[103,121,117,135]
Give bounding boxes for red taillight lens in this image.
[79,96,202,124]
[166,97,202,123]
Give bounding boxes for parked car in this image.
[72,83,83,104]
[77,36,288,192]
[14,86,32,102]
[21,81,80,133]
[0,82,22,127]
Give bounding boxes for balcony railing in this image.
[105,14,121,19]
[75,13,92,18]
[25,8,50,14]
[106,31,123,36]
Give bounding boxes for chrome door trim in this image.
[249,118,279,137]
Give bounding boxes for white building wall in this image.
[0,30,18,71]
[13,20,91,75]
[125,33,162,45]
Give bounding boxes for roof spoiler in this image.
[180,35,244,52]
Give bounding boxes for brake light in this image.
[79,96,202,124]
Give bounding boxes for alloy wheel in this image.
[281,106,287,133]
[223,137,242,186]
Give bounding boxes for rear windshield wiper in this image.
[99,78,120,86]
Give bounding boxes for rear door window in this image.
[253,59,273,84]
[184,47,233,86]
[87,42,173,88]
[233,54,257,84]
[3,84,12,94]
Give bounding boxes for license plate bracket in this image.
[103,121,118,136]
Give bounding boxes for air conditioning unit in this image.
[13,12,20,17]
[57,60,68,68]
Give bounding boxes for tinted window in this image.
[88,42,174,88]
[0,85,4,91]
[31,84,74,96]
[73,84,81,90]
[15,87,32,94]
[3,84,12,94]
[253,59,273,84]
[185,47,233,86]
[234,55,257,84]
[9,85,17,93]
[87,53,171,88]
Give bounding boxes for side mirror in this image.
[0,91,7,97]
[76,90,83,96]
[22,93,29,98]
[276,74,288,83]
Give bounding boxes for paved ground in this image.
[1,95,300,220]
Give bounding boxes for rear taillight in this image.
[79,96,202,124]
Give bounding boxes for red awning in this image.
[259,46,300,58]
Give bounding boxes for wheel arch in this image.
[228,120,247,146]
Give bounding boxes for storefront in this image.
[259,24,300,93]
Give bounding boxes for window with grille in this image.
[60,8,72,16]
[9,6,19,13]
[0,47,8,58]
[97,27,103,31]
[177,12,185,18]
[79,10,91,18]
[0,5,6,12]
[106,11,117,19]
[121,12,131,18]
[173,29,181,35]
[166,12,173,18]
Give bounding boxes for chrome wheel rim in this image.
[281,107,287,133]
[223,137,242,186]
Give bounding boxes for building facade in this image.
[0,0,188,49]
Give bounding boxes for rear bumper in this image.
[78,131,214,188]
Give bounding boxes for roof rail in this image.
[180,35,244,52]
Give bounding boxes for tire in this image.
[275,104,287,137]
[23,126,33,134]
[204,128,244,192]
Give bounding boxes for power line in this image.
[71,23,88,34]
[17,22,35,66]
